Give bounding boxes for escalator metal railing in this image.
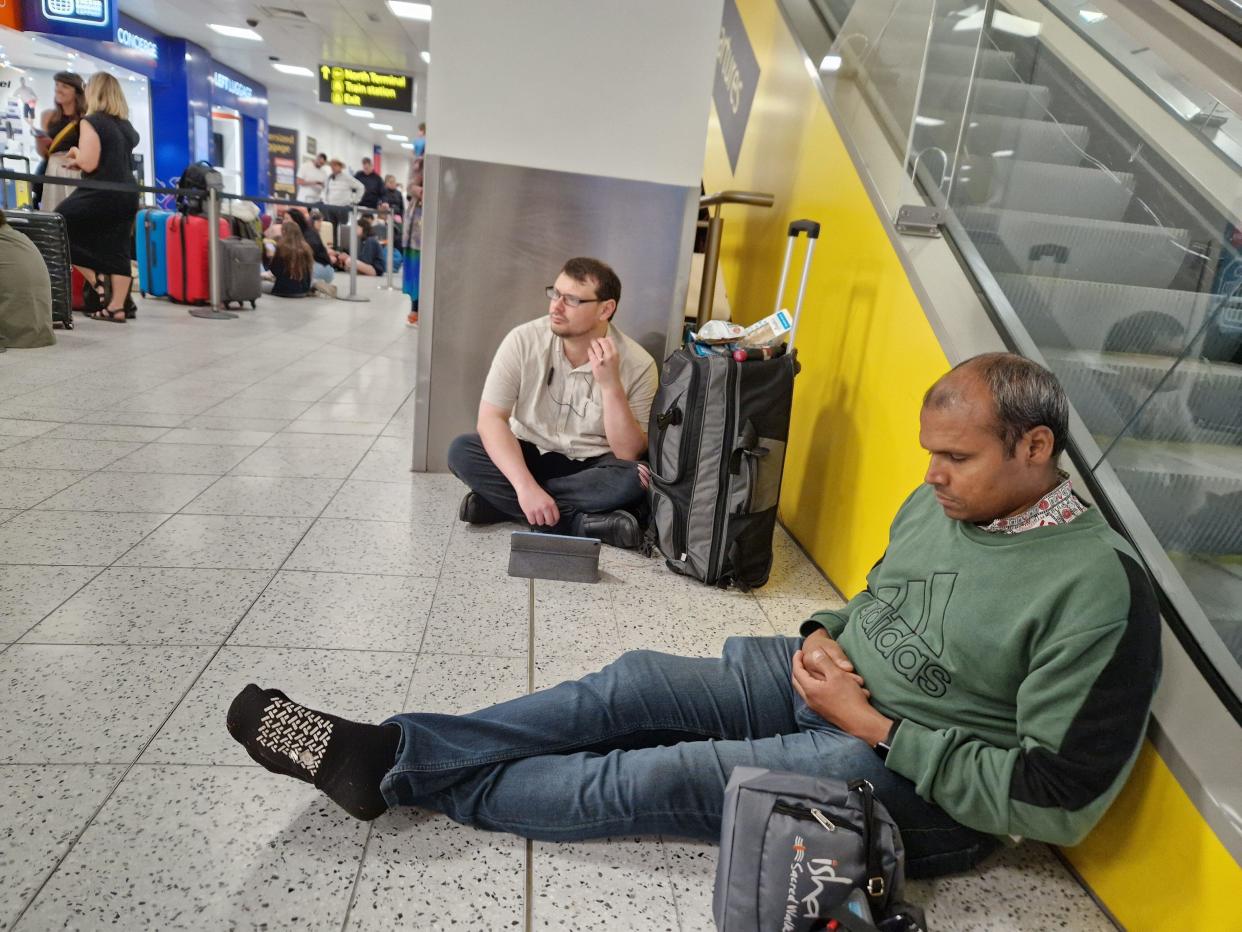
[798,0,1242,717]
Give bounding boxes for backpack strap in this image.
[849,780,888,908]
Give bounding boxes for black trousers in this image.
[447,433,644,531]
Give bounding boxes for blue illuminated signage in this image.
[22,0,118,40]
[41,0,108,27]
[116,25,158,61]
[212,71,253,101]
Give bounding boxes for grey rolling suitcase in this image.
[220,237,262,309]
[6,210,75,330]
[646,220,818,589]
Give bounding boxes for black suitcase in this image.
[6,210,75,330]
[646,220,818,589]
[220,237,262,309]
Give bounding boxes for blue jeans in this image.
[381,636,998,878]
[446,432,645,531]
[312,262,335,284]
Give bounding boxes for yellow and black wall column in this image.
[701,1,1242,927]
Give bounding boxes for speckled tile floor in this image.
[0,280,1116,930]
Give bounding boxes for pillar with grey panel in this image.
[411,0,726,471]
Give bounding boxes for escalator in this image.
[816,0,1242,685]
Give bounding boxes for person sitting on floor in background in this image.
[448,256,657,548]
[371,203,401,273]
[0,209,55,349]
[283,209,338,298]
[226,353,1161,881]
[332,217,383,277]
[265,220,314,298]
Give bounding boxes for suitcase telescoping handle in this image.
[772,220,820,354]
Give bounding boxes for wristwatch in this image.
[874,719,902,761]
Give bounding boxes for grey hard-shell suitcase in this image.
[646,220,818,589]
[220,237,262,309]
[6,210,74,330]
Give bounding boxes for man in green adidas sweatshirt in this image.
[228,353,1161,879]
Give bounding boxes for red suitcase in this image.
[167,214,231,304]
[71,268,87,311]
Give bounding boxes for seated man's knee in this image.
[446,432,482,479]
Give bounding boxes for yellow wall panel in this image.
[1064,743,1240,930]
[702,0,948,596]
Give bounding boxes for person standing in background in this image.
[322,158,363,249]
[354,157,384,209]
[34,72,86,212]
[297,152,328,204]
[403,123,425,326]
[57,73,140,323]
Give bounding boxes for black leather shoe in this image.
[458,491,508,525]
[574,510,641,550]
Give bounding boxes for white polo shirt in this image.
[481,317,659,461]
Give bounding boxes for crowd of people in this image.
[293,122,425,323]
[2,77,422,334]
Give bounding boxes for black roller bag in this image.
[6,210,75,330]
[646,220,818,589]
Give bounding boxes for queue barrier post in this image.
[339,203,370,303]
[190,176,238,321]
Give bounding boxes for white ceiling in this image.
[119,0,428,146]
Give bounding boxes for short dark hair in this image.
[361,157,372,165]
[560,257,621,309]
[924,352,1069,457]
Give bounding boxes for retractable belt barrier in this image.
[0,168,384,316]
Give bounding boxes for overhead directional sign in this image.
[318,64,413,114]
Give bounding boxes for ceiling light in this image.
[914,115,945,127]
[272,63,314,77]
[819,54,842,72]
[401,142,415,150]
[209,24,263,40]
[388,1,432,20]
[991,149,1015,157]
[369,122,393,130]
[1078,9,1107,24]
[346,108,375,118]
[387,133,409,141]
[420,51,430,64]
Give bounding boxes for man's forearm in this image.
[478,416,539,494]
[601,386,647,461]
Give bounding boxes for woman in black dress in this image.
[57,72,140,323]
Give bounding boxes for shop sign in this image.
[268,124,298,198]
[318,63,412,113]
[1,0,22,31]
[713,0,759,174]
[213,71,254,101]
[116,24,157,61]
[21,0,116,40]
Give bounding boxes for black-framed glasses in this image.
[545,285,602,308]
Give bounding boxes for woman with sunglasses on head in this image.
[35,71,86,212]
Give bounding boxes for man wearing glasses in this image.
[446,257,659,549]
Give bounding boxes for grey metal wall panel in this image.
[412,155,697,471]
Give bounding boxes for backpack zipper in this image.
[771,802,862,834]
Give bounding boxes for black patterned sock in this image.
[226,684,400,821]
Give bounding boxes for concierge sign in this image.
[318,64,413,114]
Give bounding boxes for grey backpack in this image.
[714,768,924,932]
